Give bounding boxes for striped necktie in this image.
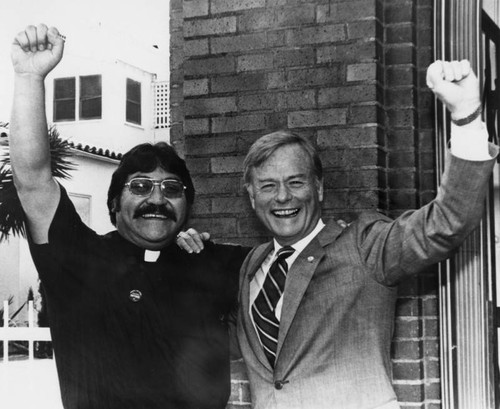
[251,246,295,367]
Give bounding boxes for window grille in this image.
[154,81,169,129]
[434,1,499,407]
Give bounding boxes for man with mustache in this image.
[9,24,249,409]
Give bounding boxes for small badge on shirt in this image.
[129,289,143,302]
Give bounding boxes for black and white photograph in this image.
[1,1,499,408]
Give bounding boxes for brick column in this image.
[382,0,440,407]
[169,0,186,156]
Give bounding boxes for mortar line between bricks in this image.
[393,337,439,341]
[391,379,428,385]
[393,377,441,385]
[401,403,441,408]
[392,358,425,363]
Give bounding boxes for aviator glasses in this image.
[124,178,186,199]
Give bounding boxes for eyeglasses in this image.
[124,178,186,199]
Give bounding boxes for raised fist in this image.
[11,24,65,79]
[426,60,481,121]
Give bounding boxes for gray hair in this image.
[243,130,323,184]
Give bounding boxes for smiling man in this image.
[236,60,497,408]
[9,24,249,409]
[108,146,191,250]
[245,141,323,246]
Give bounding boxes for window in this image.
[53,75,102,121]
[126,79,141,125]
[54,77,76,121]
[80,75,102,119]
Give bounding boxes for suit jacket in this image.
[237,151,497,409]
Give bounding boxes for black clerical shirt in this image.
[28,187,249,409]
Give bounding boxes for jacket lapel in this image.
[276,222,344,361]
[240,242,275,370]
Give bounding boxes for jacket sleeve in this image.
[357,149,497,286]
[212,243,252,360]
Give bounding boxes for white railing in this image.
[0,300,51,361]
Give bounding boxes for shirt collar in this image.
[272,219,325,255]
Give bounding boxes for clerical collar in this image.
[144,250,161,262]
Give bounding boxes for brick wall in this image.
[170,0,438,407]
[383,1,440,408]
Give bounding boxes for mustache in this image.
[133,204,177,221]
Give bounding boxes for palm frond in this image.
[0,164,26,242]
[1,126,76,178]
[48,126,77,178]
[0,125,75,242]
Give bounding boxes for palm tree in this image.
[0,125,75,242]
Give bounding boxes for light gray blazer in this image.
[237,151,497,409]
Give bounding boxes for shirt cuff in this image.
[450,121,491,161]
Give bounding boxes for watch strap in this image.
[451,105,482,126]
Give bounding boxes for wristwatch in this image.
[451,105,482,126]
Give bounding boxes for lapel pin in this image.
[307,256,314,262]
[129,289,143,302]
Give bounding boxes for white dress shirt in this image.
[249,220,325,324]
[450,121,490,160]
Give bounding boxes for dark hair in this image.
[243,130,323,184]
[107,142,195,225]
